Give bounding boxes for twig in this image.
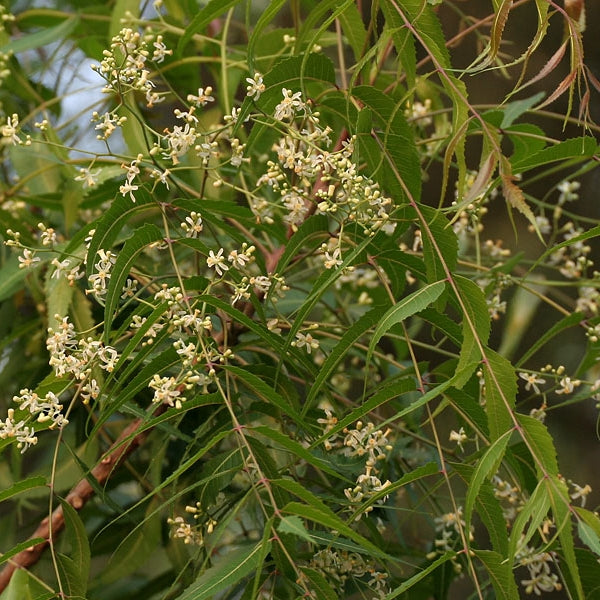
[0,405,166,593]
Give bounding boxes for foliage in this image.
[0,0,599,598]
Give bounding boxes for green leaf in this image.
[512,136,597,173]
[0,476,47,503]
[223,366,305,425]
[98,500,162,584]
[382,552,456,599]
[178,541,270,600]
[367,281,446,367]
[56,500,90,597]
[501,91,546,128]
[0,17,79,54]
[283,501,386,559]
[575,507,600,557]
[508,478,550,560]
[454,276,491,388]
[307,304,388,407]
[352,86,421,204]
[252,426,345,481]
[246,0,287,73]
[464,429,512,540]
[0,257,38,303]
[86,188,156,278]
[474,550,519,600]
[451,462,508,555]
[104,223,164,341]
[548,475,584,599]
[515,413,558,477]
[277,516,313,543]
[483,350,517,441]
[299,567,338,600]
[419,204,458,283]
[0,538,46,567]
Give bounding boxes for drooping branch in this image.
[0,405,165,593]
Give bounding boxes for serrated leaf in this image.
[474,550,519,600]
[98,500,161,585]
[0,538,46,567]
[0,17,79,54]
[352,86,421,204]
[307,304,388,407]
[515,413,558,477]
[104,223,164,340]
[178,541,270,600]
[382,552,456,599]
[299,567,338,600]
[512,136,597,173]
[483,350,517,441]
[464,429,512,539]
[277,516,313,543]
[367,281,445,367]
[58,500,90,596]
[508,479,550,560]
[501,91,546,128]
[0,476,47,503]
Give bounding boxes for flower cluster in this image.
[308,549,389,598]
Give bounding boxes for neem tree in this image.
[0,1,599,598]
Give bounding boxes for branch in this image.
[0,405,166,593]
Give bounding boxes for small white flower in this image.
[207,248,229,276]
[293,332,319,354]
[18,249,40,269]
[518,372,546,394]
[187,86,214,107]
[245,73,265,100]
[119,180,139,202]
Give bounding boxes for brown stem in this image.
[0,405,166,593]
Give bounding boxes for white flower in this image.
[187,86,214,107]
[449,427,467,451]
[119,180,139,202]
[245,73,265,100]
[273,88,305,121]
[1,114,21,145]
[75,166,101,188]
[207,248,229,276]
[518,372,546,394]
[181,212,203,238]
[18,249,40,269]
[293,332,319,354]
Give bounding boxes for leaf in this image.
[277,516,313,543]
[512,136,597,173]
[86,188,156,278]
[352,86,421,204]
[483,350,517,441]
[247,0,287,73]
[307,305,388,407]
[223,366,305,425]
[178,541,270,600]
[367,281,446,367]
[299,568,338,600]
[474,550,519,600]
[451,462,508,554]
[0,476,47,503]
[0,17,79,54]
[98,500,162,585]
[501,91,546,128]
[252,426,345,481]
[508,478,550,560]
[464,429,512,540]
[283,502,386,559]
[419,204,458,283]
[57,500,90,597]
[454,276,491,388]
[578,521,600,557]
[515,413,558,477]
[0,538,46,567]
[548,476,584,599]
[382,552,456,599]
[104,223,164,341]
[0,257,38,303]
